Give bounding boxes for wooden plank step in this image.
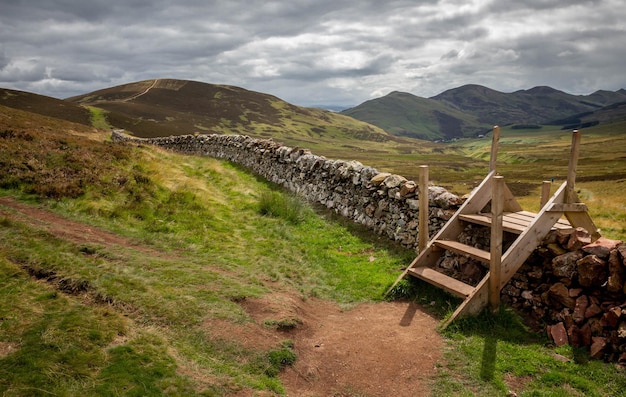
[459,211,572,234]
[434,240,491,263]
[407,266,475,298]
[459,213,528,234]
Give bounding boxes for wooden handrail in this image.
[418,165,429,253]
[566,130,581,204]
[489,175,504,310]
[489,126,500,173]
[540,180,551,208]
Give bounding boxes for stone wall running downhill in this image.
[112,130,626,362]
[111,130,463,251]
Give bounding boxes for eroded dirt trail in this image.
[0,196,443,396]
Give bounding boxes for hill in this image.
[341,91,490,141]
[67,78,392,147]
[1,88,93,126]
[342,84,626,141]
[547,100,626,129]
[431,84,624,125]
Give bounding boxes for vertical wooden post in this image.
[489,126,501,173]
[540,181,551,208]
[489,176,504,310]
[418,165,429,253]
[566,130,581,204]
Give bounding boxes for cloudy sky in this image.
[1,0,625,108]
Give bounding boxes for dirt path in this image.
[0,196,443,396]
[121,78,159,102]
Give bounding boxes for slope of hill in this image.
[341,91,490,141]
[547,100,626,129]
[1,88,93,126]
[67,79,392,146]
[432,84,626,125]
[342,84,626,141]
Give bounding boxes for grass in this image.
[1,104,626,395]
[87,106,113,130]
[433,309,626,397]
[0,121,415,394]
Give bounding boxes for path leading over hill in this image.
[120,78,160,102]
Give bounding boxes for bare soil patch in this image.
[208,293,443,397]
[0,196,156,254]
[1,196,443,396]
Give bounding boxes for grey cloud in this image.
[0,60,47,83]
[0,0,624,107]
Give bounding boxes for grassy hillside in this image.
[2,104,626,396]
[67,79,392,148]
[1,88,93,126]
[0,105,416,395]
[341,91,490,141]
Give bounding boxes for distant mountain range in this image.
[2,79,625,143]
[342,84,626,140]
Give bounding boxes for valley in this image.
[1,80,625,396]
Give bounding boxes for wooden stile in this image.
[387,127,601,327]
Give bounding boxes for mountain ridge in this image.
[341,84,626,140]
[3,79,626,144]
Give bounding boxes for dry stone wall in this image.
[111,130,463,250]
[112,130,626,361]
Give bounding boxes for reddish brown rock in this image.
[462,262,484,284]
[607,249,625,293]
[600,307,622,328]
[552,251,583,279]
[577,255,607,288]
[568,324,583,347]
[618,322,626,338]
[618,244,626,266]
[573,295,589,324]
[548,322,569,346]
[580,323,592,346]
[548,283,575,309]
[583,237,623,259]
[556,229,573,245]
[568,287,583,298]
[399,180,417,197]
[590,337,607,359]
[588,318,605,335]
[567,227,591,251]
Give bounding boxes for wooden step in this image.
[433,240,491,263]
[407,266,475,298]
[459,211,572,234]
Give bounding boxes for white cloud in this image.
[0,0,624,106]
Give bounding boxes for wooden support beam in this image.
[547,203,588,212]
[418,165,429,253]
[489,176,504,310]
[540,181,551,209]
[566,130,581,204]
[489,126,500,173]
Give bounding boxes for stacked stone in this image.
[502,228,626,362]
[111,131,463,250]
